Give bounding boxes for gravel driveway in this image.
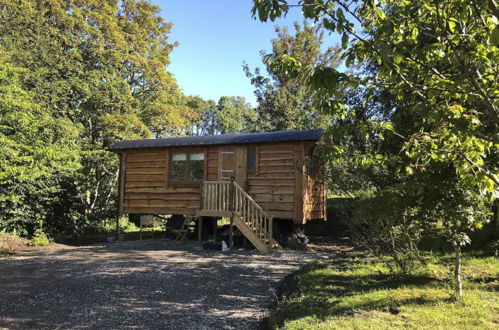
[0,240,321,329]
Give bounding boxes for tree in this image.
[185,95,257,135]
[0,0,192,236]
[215,96,257,134]
[252,0,498,298]
[244,21,342,130]
[0,51,79,235]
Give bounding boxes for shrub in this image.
[29,221,50,246]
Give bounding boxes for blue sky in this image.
[152,0,338,106]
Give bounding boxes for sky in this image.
[152,0,338,106]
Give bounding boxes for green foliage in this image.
[185,95,257,135]
[252,0,498,297]
[266,252,499,329]
[28,222,50,247]
[0,0,193,237]
[0,51,80,235]
[215,96,257,134]
[252,0,498,200]
[244,22,342,130]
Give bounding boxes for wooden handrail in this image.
[201,180,274,250]
[232,181,270,218]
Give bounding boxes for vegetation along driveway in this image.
[0,240,321,329]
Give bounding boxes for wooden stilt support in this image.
[115,214,120,239]
[229,216,234,248]
[213,218,217,241]
[198,216,203,243]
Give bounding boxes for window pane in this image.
[189,152,204,181]
[172,153,187,161]
[247,148,256,172]
[171,153,187,181]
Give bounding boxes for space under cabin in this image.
[109,129,326,252]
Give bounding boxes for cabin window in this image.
[189,152,205,181]
[247,147,257,173]
[170,152,205,182]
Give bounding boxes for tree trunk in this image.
[454,244,462,299]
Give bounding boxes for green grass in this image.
[266,251,499,329]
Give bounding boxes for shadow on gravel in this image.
[0,240,313,329]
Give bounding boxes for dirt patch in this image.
[0,234,72,257]
[306,236,354,253]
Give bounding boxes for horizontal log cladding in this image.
[246,143,296,217]
[123,149,201,215]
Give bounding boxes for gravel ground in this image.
[0,240,322,329]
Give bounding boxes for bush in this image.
[29,221,50,246]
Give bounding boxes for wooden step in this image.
[233,215,272,253]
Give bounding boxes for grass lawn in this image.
[266,251,499,329]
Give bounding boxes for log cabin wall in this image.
[118,141,325,223]
[122,147,209,215]
[245,142,305,223]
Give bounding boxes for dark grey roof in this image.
[109,129,324,151]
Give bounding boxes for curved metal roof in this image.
[109,129,324,151]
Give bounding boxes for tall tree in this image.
[185,95,257,136]
[0,0,192,236]
[0,51,79,235]
[244,21,342,130]
[215,96,257,134]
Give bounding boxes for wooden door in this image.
[219,147,237,180]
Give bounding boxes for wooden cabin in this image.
[109,129,325,252]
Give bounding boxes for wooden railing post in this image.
[229,179,234,212]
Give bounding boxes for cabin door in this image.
[219,147,237,181]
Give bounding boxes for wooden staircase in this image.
[200,180,277,253]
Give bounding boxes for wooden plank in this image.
[124,193,200,201]
[125,182,166,188]
[267,210,294,219]
[253,194,294,203]
[126,174,166,182]
[259,153,293,160]
[258,165,296,173]
[235,145,247,186]
[197,210,233,217]
[260,159,296,166]
[118,152,126,216]
[247,172,294,179]
[293,142,305,224]
[247,186,295,195]
[258,146,294,152]
[126,154,166,163]
[198,216,203,243]
[125,186,199,193]
[124,199,200,208]
[125,168,166,175]
[258,202,294,211]
[123,207,197,215]
[247,179,295,186]
[125,161,166,168]
[125,149,166,156]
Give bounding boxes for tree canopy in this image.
[0,0,194,236]
[252,0,498,297]
[244,21,342,130]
